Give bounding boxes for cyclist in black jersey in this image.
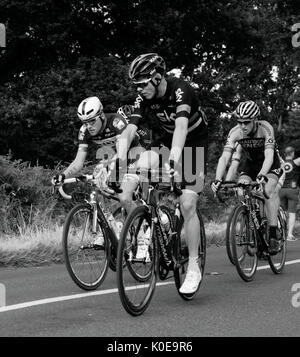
[211,100,284,254]
[112,53,208,294]
[279,146,300,241]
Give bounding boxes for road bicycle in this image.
[57,174,126,290]
[220,181,287,282]
[116,169,206,316]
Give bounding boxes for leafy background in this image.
[0,0,299,237]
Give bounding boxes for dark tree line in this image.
[0,0,299,167]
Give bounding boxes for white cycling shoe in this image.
[179,269,202,294]
[92,233,105,248]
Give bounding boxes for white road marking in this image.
[0,259,299,314]
[0,281,173,313]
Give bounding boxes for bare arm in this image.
[116,123,138,161]
[257,147,274,177]
[225,144,242,181]
[215,151,232,181]
[169,117,188,163]
[63,146,87,178]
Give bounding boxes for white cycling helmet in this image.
[234,100,260,120]
[77,96,103,122]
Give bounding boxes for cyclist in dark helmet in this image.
[112,53,208,294]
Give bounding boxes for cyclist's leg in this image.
[265,170,282,253]
[178,142,206,294]
[286,188,299,240]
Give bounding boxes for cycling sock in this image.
[188,256,200,272]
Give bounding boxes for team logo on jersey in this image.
[273,168,281,175]
[113,118,125,130]
[134,95,143,109]
[175,88,184,103]
[283,162,293,173]
[267,138,275,144]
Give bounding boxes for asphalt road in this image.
[0,241,299,337]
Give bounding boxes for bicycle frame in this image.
[240,186,270,253]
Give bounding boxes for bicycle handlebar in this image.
[217,180,269,201]
[56,174,119,201]
[136,168,182,196]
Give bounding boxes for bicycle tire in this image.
[62,203,110,290]
[117,205,157,316]
[230,205,258,282]
[268,207,287,274]
[174,208,206,300]
[225,206,237,265]
[108,206,125,272]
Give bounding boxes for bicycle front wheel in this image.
[174,209,206,301]
[62,203,110,290]
[116,205,157,316]
[268,206,287,274]
[231,205,258,282]
[225,206,237,265]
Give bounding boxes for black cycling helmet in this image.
[128,53,166,83]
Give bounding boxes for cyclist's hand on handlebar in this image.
[51,173,65,186]
[211,179,222,193]
[165,159,180,179]
[256,174,268,184]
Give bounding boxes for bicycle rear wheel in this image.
[117,205,157,316]
[268,206,287,274]
[174,209,206,300]
[62,203,110,290]
[231,205,258,282]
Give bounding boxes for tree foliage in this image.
[0,0,299,166]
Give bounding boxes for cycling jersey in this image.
[78,113,149,163]
[224,120,281,167]
[224,120,282,179]
[129,76,208,142]
[129,76,208,193]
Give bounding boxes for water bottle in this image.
[159,209,171,234]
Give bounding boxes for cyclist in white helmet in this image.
[51,96,148,245]
[211,100,284,254]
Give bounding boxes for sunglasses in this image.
[237,120,252,126]
[84,114,102,126]
[132,77,152,88]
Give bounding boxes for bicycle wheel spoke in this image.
[117,206,156,316]
[268,208,287,274]
[63,204,109,290]
[231,206,257,281]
